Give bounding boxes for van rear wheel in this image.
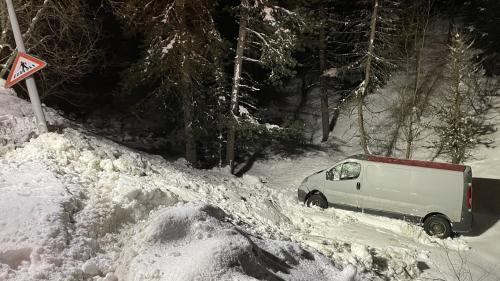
[424,215,452,239]
[306,194,328,209]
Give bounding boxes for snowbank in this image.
[0,162,70,280]
[0,129,375,280]
[2,90,499,281]
[0,90,377,281]
[0,89,66,149]
[112,203,360,281]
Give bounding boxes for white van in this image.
[297,155,473,238]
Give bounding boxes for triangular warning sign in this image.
[5,52,47,88]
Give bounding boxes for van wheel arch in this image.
[305,190,328,209]
[304,190,325,204]
[422,213,453,238]
[422,212,451,225]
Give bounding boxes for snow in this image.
[466,97,500,179]
[0,90,376,281]
[0,162,70,280]
[1,68,500,281]
[246,43,500,280]
[262,7,276,26]
[162,36,177,55]
[112,203,359,281]
[0,88,67,149]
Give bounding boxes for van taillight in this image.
[466,185,473,210]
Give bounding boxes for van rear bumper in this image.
[452,211,473,233]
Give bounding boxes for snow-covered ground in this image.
[0,89,377,281]
[248,67,500,280]
[1,73,500,281]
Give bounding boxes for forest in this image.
[1,0,499,171]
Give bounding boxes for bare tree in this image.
[399,0,433,159]
[0,0,102,104]
[357,0,379,155]
[355,0,400,154]
[226,0,250,170]
[318,6,330,142]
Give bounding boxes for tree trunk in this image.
[176,0,197,165]
[452,59,462,164]
[226,0,249,171]
[405,32,422,159]
[319,8,329,142]
[358,0,379,154]
[183,89,197,165]
[405,1,430,159]
[0,1,9,43]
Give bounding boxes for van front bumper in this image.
[298,189,307,204]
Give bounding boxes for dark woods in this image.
[0,0,498,169]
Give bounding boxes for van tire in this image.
[306,194,328,209]
[423,215,452,238]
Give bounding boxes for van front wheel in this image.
[424,215,452,238]
[306,194,328,209]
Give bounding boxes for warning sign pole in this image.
[5,0,48,133]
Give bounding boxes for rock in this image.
[341,264,357,281]
[102,272,118,281]
[81,260,99,276]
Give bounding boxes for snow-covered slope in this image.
[0,91,379,280]
[0,89,67,149]
[1,79,499,281]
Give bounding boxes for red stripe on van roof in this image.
[366,156,466,172]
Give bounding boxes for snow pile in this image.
[0,162,71,280]
[0,131,180,280]
[0,128,379,280]
[112,203,361,281]
[2,91,496,280]
[0,89,67,149]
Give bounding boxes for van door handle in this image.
[356,182,361,190]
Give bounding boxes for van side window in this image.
[340,162,361,180]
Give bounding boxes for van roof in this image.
[349,154,467,172]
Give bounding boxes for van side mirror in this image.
[326,170,339,181]
[326,171,332,181]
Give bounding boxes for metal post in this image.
[5,0,48,133]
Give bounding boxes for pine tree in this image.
[226,1,301,171]
[433,31,489,164]
[463,0,500,75]
[110,0,225,166]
